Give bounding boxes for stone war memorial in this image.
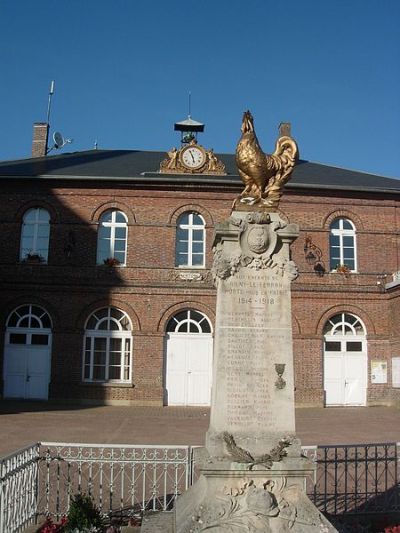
[142,111,336,532]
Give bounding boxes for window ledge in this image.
[81,381,134,388]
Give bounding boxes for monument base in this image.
[171,448,337,532]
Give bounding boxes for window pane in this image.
[192,214,203,226]
[192,230,204,241]
[109,319,120,331]
[109,366,121,379]
[41,315,51,328]
[37,224,50,238]
[98,225,111,239]
[177,253,188,266]
[94,338,107,350]
[177,228,188,240]
[93,351,106,365]
[100,211,113,223]
[344,259,355,270]
[109,353,121,366]
[178,213,189,225]
[113,251,125,263]
[330,219,340,230]
[24,210,37,222]
[325,341,341,351]
[84,365,90,379]
[192,254,204,266]
[192,242,204,254]
[342,219,354,230]
[23,225,34,238]
[93,366,106,380]
[114,227,126,240]
[329,235,340,246]
[110,338,122,351]
[20,317,30,328]
[177,322,189,333]
[189,321,200,332]
[347,341,362,351]
[9,333,27,344]
[343,248,354,259]
[201,321,211,333]
[115,211,127,223]
[176,241,188,254]
[120,316,130,331]
[342,236,354,247]
[31,334,48,345]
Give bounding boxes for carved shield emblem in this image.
[247,226,269,254]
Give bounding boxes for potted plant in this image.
[23,252,45,264]
[334,263,351,276]
[103,257,121,267]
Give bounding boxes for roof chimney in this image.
[278,122,291,137]
[32,122,49,158]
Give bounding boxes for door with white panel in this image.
[323,313,367,406]
[3,305,52,400]
[165,310,213,406]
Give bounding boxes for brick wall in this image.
[1,179,400,407]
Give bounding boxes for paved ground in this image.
[1,400,399,457]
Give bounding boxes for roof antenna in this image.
[188,91,191,119]
[45,80,55,154]
[44,80,73,154]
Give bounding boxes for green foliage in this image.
[64,493,104,532]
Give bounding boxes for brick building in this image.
[1,121,400,408]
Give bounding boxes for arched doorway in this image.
[323,312,367,406]
[3,305,52,400]
[165,309,213,406]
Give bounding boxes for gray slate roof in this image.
[0,149,399,194]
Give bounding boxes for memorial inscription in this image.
[207,214,298,456]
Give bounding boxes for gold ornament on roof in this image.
[160,140,226,175]
[235,111,298,210]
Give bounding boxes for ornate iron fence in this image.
[0,443,40,533]
[310,443,400,516]
[1,442,399,532]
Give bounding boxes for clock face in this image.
[181,146,206,170]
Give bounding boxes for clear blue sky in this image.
[1,0,399,178]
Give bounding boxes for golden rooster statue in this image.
[235,111,298,209]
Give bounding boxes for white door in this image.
[4,333,50,400]
[324,338,367,406]
[166,333,213,406]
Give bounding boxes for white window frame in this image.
[6,305,52,345]
[166,309,212,334]
[20,208,50,263]
[176,212,206,268]
[329,218,357,272]
[323,312,366,337]
[83,308,132,383]
[97,210,128,266]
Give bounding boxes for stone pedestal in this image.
[206,211,299,457]
[175,449,333,532]
[142,211,336,532]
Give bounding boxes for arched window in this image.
[20,208,50,263]
[323,312,366,337]
[83,307,132,382]
[329,218,357,272]
[166,309,212,333]
[6,304,52,345]
[97,210,128,265]
[175,212,205,267]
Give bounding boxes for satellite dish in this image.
[53,131,64,149]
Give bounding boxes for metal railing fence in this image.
[0,443,40,533]
[0,441,399,532]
